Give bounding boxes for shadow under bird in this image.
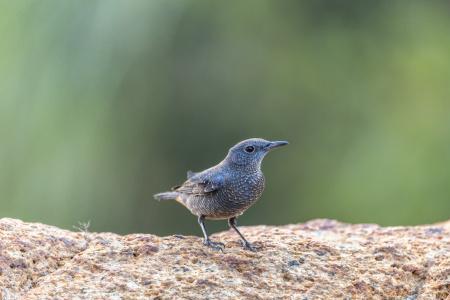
[154,138,289,251]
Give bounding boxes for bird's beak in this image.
[265,140,289,150]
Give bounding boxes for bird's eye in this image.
[244,146,255,153]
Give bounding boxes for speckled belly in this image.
[185,177,265,219]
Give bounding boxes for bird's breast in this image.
[225,173,265,203]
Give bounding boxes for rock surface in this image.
[1,218,450,299]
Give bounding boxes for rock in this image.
[1,218,450,299]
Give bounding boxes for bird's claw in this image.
[241,240,257,252]
[203,239,225,252]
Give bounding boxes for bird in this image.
[154,138,289,251]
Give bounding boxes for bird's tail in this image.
[153,191,179,201]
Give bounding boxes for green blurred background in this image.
[1,1,449,236]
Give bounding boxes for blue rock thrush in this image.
[154,138,288,251]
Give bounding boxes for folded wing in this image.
[174,173,224,196]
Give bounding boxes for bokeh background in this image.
[1,1,449,235]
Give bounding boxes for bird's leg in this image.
[198,215,224,251]
[228,217,256,252]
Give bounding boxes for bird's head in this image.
[224,138,289,170]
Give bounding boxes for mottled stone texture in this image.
[1,218,450,299]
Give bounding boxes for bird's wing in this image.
[174,173,225,196]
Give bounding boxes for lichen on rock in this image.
[1,218,450,299]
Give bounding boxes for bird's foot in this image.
[203,239,225,252]
[240,240,257,252]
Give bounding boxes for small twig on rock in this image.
[73,221,91,234]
